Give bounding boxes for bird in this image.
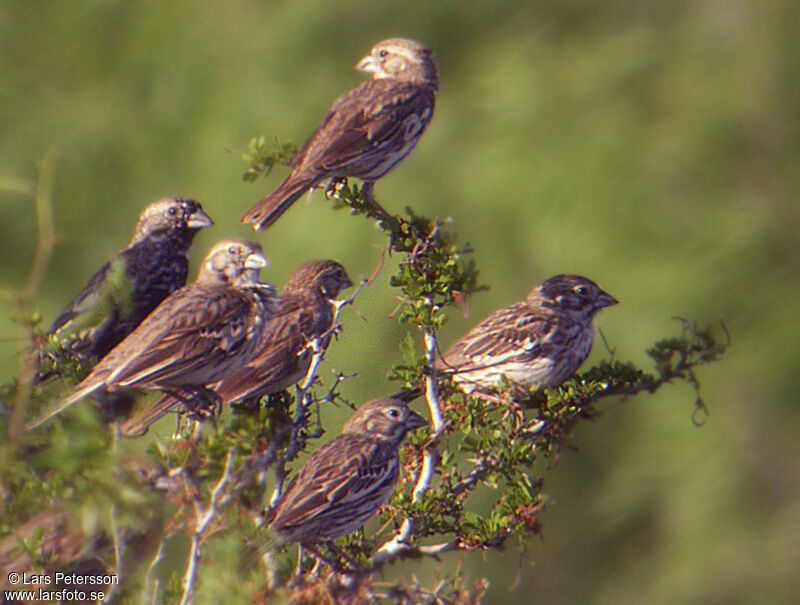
[436,275,618,395]
[265,398,427,546]
[242,38,438,230]
[119,259,353,436]
[37,197,213,380]
[28,239,276,428]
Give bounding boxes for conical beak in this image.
[405,409,428,431]
[188,208,214,229]
[356,54,377,73]
[244,251,268,270]
[595,291,618,309]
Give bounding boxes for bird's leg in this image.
[360,181,393,223]
[324,178,349,199]
[160,389,195,436]
[184,386,222,419]
[163,387,219,437]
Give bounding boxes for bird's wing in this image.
[47,256,134,353]
[28,285,255,429]
[301,80,434,173]
[74,284,252,392]
[270,436,396,530]
[441,303,558,370]
[214,300,319,403]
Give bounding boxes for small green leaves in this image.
[388,319,727,555]
[239,136,297,182]
[1,142,728,601]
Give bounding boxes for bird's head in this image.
[531,275,618,322]
[356,38,438,89]
[283,259,353,301]
[342,398,428,447]
[130,197,213,245]
[198,239,267,286]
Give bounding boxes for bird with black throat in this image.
[36,197,213,382]
[242,38,438,231]
[28,240,276,429]
[120,258,353,436]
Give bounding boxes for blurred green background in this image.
[2,1,799,603]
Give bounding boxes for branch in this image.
[104,505,123,603]
[180,448,235,605]
[142,540,165,605]
[267,281,366,507]
[422,326,445,434]
[375,303,444,564]
[5,153,58,440]
[451,453,492,497]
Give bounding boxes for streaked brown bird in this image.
[266,398,427,545]
[38,197,213,378]
[29,240,276,428]
[436,275,618,394]
[242,38,438,230]
[120,259,353,436]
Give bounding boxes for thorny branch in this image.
[268,280,367,508]
[375,300,444,564]
[142,540,165,605]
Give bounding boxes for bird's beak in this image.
[244,251,268,270]
[356,54,377,73]
[595,291,619,309]
[405,409,428,431]
[188,209,214,229]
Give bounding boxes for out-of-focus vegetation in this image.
[1,1,798,603]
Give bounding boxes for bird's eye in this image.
[386,408,400,419]
[228,246,237,255]
[168,207,178,216]
[575,286,589,297]
[379,49,389,58]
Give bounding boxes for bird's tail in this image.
[26,382,102,429]
[119,394,181,437]
[239,517,284,573]
[241,175,319,231]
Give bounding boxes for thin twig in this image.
[179,448,236,605]
[142,540,165,605]
[268,281,366,507]
[104,505,123,603]
[6,153,58,440]
[451,453,492,497]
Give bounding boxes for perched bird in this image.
[242,38,438,230]
[38,197,213,377]
[28,240,276,428]
[436,275,618,394]
[266,398,427,544]
[120,259,353,436]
